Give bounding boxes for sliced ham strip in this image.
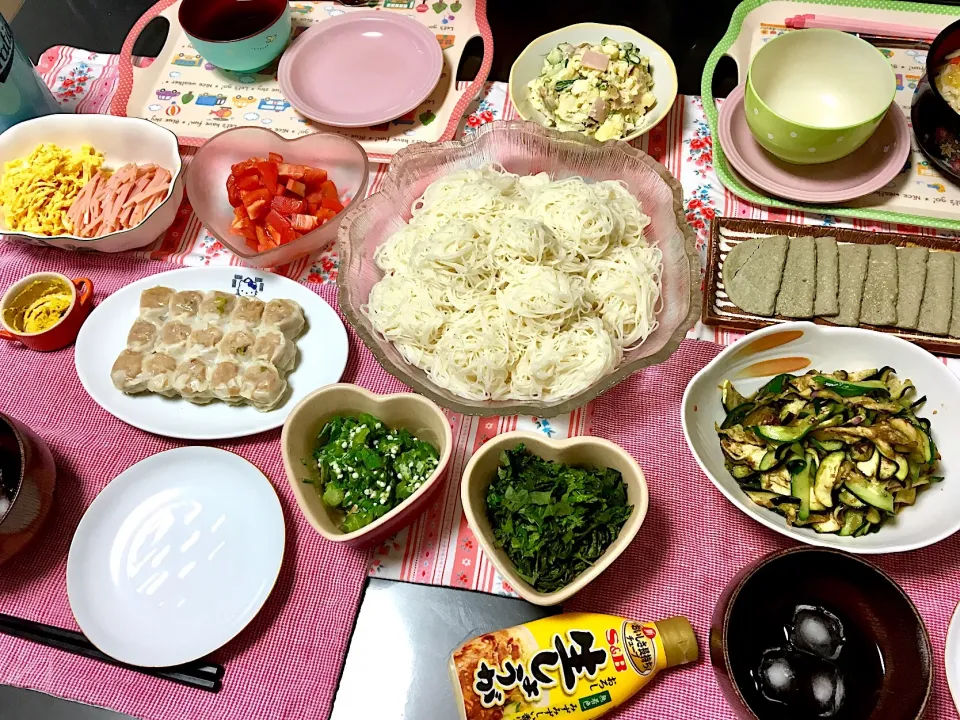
[124,186,168,208]
[119,202,135,228]
[590,98,609,122]
[65,161,173,238]
[112,182,135,217]
[581,49,610,71]
[131,204,146,228]
[143,193,164,217]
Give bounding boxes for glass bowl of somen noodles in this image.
[337,120,700,416]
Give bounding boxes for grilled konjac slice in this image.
[716,368,940,537]
[813,237,839,317]
[896,247,927,330]
[860,245,898,327]
[835,245,868,327]
[918,251,954,336]
[775,236,816,319]
[726,236,788,317]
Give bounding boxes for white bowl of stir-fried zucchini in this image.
[508,23,678,142]
[682,322,960,553]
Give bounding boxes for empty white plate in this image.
[67,447,285,667]
[74,266,348,440]
[948,601,960,713]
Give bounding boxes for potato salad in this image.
[527,38,657,141]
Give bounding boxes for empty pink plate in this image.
[278,10,443,128]
[718,84,911,204]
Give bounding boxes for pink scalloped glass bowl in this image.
[337,120,701,416]
[186,127,369,269]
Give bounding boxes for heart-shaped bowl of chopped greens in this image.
[281,383,453,548]
[682,321,960,554]
[461,431,648,606]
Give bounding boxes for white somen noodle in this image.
[363,165,662,402]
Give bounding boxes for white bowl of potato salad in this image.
[509,23,678,142]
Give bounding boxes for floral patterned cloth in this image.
[26,45,953,593]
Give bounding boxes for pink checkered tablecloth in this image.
[0,36,955,719]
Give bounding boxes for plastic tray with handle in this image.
[109,0,492,163]
[701,0,960,231]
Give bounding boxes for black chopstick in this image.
[0,613,224,692]
[857,34,930,50]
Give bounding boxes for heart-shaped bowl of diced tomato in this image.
[186,127,369,269]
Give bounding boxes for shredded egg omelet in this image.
[0,143,104,236]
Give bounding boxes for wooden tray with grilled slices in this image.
[703,217,960,356]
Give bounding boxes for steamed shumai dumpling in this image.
[112,350,146,392]
[220,329,256,362]
[173,358,211,402]
[143,352,177,395]
[241,363,286,411]
[127,319,158,353]
[157,321,192,359]
[199,291,237,325]
[140,286,174,321]
[211,361,243,403]
[262,299,305,339]
[231,297,265,329]
[189,326,224,363]
[168,290,204,320]
[252,330,295,371]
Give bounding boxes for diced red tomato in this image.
[241,187,272,220]
[315,208,337,224]
[226,175,241,207]
[255,225,270,249]
[264,209,296,245]
[302,166,328,186]
[229,215,257,242]
[236,173,262,192]
[228,155,335,252]
[277,163,305,180]
[231,160,259,177]
[256,161,279,193]
[290,213,319,233]
[286,178,306,197]
[271,195,306,214]
[320,196,344,213]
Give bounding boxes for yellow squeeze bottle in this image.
[449,612,698,719]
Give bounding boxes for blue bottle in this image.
[0,14,60,133]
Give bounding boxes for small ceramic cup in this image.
[0,411,56,566]
[0,272,93,351]
[179,0,291,73]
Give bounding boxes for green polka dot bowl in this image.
[744,29,896,165]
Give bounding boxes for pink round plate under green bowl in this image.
[278,10,443,128]
[719,84,910,205]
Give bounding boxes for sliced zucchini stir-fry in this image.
[717,368,941,537]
